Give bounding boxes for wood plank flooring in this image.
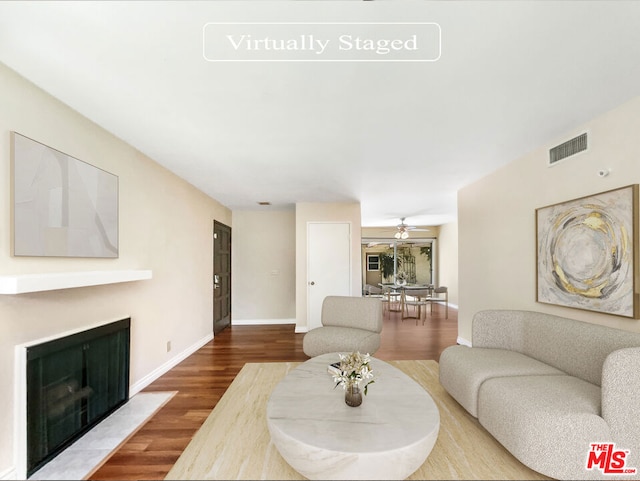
[90,303,458,480]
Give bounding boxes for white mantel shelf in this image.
[0,270,152,294]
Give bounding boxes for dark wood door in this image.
[213,221,231,334]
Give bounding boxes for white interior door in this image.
[307,222,351,331]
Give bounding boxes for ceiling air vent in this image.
[549,132,587,165]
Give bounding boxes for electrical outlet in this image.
[166,340,172,352]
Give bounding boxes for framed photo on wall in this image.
[536,184,639,318]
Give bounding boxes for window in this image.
[367,254,380,271]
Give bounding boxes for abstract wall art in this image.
[536,185,639,318]
[11,132,119,258]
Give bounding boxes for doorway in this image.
[214,221,231,334]
[362,238,435,287]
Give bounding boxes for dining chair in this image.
[379,284,401,314]
[426,286,448,319]
[364,284,384,297]
[401,288,432,324]
[364,284,388,314]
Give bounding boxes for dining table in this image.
[378,283,434,315]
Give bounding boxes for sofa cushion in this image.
[439,345,564,417]
[478,375,611,480]
[302,326,381,358]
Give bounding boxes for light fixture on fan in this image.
[395,228,409,239]
[395,217,430,239]
[395,218,410,239]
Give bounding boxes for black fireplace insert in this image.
[26,318,130,476]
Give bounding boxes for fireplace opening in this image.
[26,318,130,477]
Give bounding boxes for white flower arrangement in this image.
[396,271,408,282]
[332,351,375,395]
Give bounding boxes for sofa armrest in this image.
[601,347,640,459]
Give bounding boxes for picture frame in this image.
[536,184,639,318]
[11,132,119,258]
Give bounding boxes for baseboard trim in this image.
[0,466,16,480]
[233,318,296,326]
[295,326,308,334]
[457,336,472,347]
[129,332,213,396]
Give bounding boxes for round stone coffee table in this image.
[266,353,440,480]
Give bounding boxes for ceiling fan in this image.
[395,218,429,239]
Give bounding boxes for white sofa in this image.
[439,309,640,480]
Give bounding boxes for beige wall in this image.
[231,210,296,322]
[458,96,640,344]
[295,202,362,331]
[0,64,231,475]
[437,222,458,307]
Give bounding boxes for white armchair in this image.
[302,296,383,358]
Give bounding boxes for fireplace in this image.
[25,318,130,477]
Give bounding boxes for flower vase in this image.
[345,382,362,407]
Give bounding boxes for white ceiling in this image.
[1,1,639,227]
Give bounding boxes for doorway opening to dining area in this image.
[362,237,451,325]
[362,237,436,287]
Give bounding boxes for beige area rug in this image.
[166,361,550,480]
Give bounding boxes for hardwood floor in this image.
[90,304,457,480]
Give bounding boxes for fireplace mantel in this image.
[0,270,152,294]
